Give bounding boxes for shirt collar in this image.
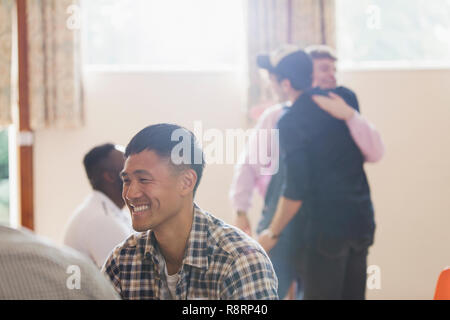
[92,190,121,213]
[143,205,209,270]
[182,206,209,270]
[143,230,159,264]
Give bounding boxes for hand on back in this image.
[312,92,355,121]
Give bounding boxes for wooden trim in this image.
[17,0,34,230]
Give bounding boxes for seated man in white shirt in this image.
[64,143,133,268]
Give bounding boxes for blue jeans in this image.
[257,161,306,299]
[263,222,305,299]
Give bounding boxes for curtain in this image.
[0,0,13,127]
[291,0,335,48]
[27,0,83,129]
[247,0,336,114]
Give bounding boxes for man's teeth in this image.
[133,205,150,212]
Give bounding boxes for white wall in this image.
[339,69,450,299]
[34,68,450,299]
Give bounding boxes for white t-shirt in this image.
[155,249,181,300]
[164,263,180,300]
[63,190,134,268]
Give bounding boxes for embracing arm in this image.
[312,92,385,163]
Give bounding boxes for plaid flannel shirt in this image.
[102,206,278,300]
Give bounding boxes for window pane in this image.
[0,129,9,226]
[336,0,450,65]
[81,0,245,68]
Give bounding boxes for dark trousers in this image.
[296,234,372,300]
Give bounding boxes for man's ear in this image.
[103,171,115,183]
[280,78,292,91]
[179,169,197,196]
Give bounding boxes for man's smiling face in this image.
[120,150,183,232]
[312,58,337,89]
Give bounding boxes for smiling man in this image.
[306,44,338,89]
[102,123,278,300]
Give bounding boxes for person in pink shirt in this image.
[229,45,384,299]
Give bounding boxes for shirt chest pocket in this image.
[185,270,221,300]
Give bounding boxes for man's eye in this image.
[122,179,130,184]
[139,179,151,183]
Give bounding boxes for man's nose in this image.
[328,73,336,82]
[124,181,143,201]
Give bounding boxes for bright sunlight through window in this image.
[81,0,246,71]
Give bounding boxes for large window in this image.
[81,0,246,70]
[0,129,9,225]
[336,0,450,68]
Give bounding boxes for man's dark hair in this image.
[83,143,116,190]
[125,123,205,196]
[273,51,313,90]
[257,49,313,91]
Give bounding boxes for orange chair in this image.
[434,267,450,300]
